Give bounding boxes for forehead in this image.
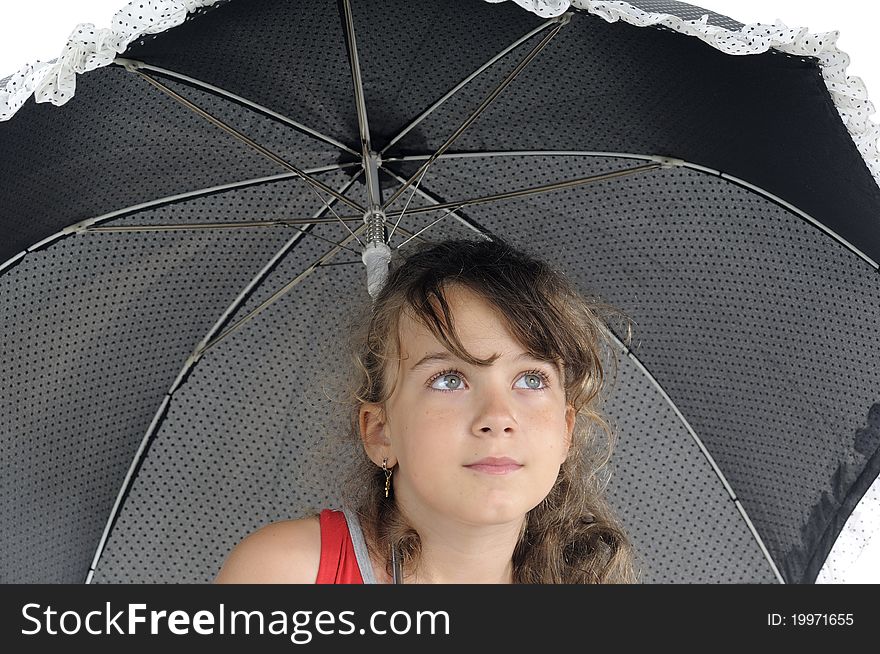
[397,286,506,349]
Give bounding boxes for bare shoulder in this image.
[213,515,321,584]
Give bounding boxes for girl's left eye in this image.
[515,370,550,391]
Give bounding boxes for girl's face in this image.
[360,284,575,527]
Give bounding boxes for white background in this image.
[0,0,877,582]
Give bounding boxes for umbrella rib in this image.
[719,172,880,270]
[378,18,564,156]
[83,217,362,232]
[380,13,572,212]
[84,178,364,583]
[381,221,436,248]
[386,165,431,243]
[379,167,495,245]
[197,224,368,357]
[385,164,661,218]
[0,169,365,271]
[613,336,787,584]
[395,207,463,250]
[131,68,366,214]
[292,225,363,255]
[383,150,691,162]
[316,259,363,267]
[114,58,360,157]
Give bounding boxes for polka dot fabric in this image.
[604,352,778,583]
[0,64,295,264]
[569,0,880,192]
[89,260,370,584]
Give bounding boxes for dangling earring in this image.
[382,457,393,498]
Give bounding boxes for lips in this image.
[464,456,523,475]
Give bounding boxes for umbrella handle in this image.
[363,241,392,298]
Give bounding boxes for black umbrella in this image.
[1,0,878,584]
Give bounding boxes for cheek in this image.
[534,406,571,456]
[393,409,450,464]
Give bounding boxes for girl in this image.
[215,237,639,583]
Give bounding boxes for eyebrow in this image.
[409,351,562,378]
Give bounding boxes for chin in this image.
[462,496,534,525]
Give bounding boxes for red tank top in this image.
[315,509,365,584]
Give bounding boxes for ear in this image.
[359,402,397,468]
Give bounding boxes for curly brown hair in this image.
[336,236,640,583]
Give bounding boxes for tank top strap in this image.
[343,506,378,584]
[315,509,364,584]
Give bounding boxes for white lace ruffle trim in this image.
[0,0,223,121]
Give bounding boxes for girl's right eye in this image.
[428,370,465,392]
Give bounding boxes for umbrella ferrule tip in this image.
[116,57,143,73]
[653,156,685,169]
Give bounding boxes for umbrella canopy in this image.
[1,0,878,584]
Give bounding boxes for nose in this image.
[471,383,517,436]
